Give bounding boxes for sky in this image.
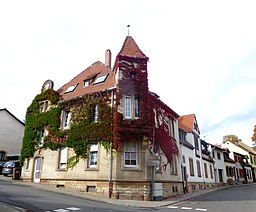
[1,0,256,146]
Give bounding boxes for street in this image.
[0,177,142,212]
[166,184,256,212]
[0,176,256,212]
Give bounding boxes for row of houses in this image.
[1,35,255,201]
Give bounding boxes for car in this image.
[2,161,21,176]
[0,161,6,175]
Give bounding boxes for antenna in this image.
[127,25,130,35]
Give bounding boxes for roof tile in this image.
[118,36,148,58]
[58,61,116,100]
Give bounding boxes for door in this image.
[183,166,188,193]
[33,158,42,183]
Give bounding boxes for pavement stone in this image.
[0,175,234,210]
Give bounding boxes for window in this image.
[182,155,186,164]
[59,147,68,169]
[204,163,208,178]
[189,158,194,176]
[39,128,48,145]
[125,96,132,119]
[197,160,201,177]
[0,151,6,161]
[194,134,199,149]
[93,105,99,123]
[83,80,90,87]
[26,159,30,170]
[39,100,49,112]
[171,156,178,175]
[226,166,230,177]
[124,142,138,167]
[89,144,98,168]
[65,84,78,93]
[63,110,71,129]
[167,118,175,138]
[179,130,186,143]
[217,152,221,160]
[135,98,140,118]
[250,155,253,164]
[93,74,108,84]
[210,164,213,179]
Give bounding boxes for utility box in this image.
[153,183,163,201]
[12,168,21,180]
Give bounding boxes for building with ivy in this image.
[20,36,182,200]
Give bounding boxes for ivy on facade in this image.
[20,89,113,167]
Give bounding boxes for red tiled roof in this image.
[118,36,148,59]
[178,114,195,133]
[58,61,116,100]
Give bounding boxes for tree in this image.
[251,125,256,146]
[223,135,240,144]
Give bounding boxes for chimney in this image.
[105,49,111,68]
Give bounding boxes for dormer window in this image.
[93,74,108,85]
[84,80,90,87]
[65,84,78,93]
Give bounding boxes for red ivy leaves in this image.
[149,94,179,164]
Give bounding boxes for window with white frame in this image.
[124,142,138,167]
[39,128,48,146]
[124,96,140,119]
[125,96,132,119]
[134,97,140,118]
[167,118,175,138]
[93,105,99,123]
[170,156,178,175]
[39,100,49,112]
[63,110,71,129]
[89,144,98,168]
[59,147,68,169]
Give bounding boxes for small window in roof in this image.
[84,80,90,87]
[65,84,78,93]
[93,74,108,85]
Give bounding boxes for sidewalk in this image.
[0,176,231,211]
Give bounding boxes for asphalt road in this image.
[0,176,256,212]
[166,183,256,212]
[0,178,145,212]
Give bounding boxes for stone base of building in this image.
[187,182,215,193]
[25,178,184,201]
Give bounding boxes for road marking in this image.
[54,209,69,212]
[167,206,179,209]
[181,207,192,210]
[196,209,207,211]
[66,208,81,211]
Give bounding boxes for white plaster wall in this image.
[0,110,24,156]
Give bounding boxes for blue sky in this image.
[1,0,256,146]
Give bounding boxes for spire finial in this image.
[127,25,130,36]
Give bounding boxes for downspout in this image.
[109,89,114,198]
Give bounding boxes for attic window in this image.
[93,74,108,85]
[84,80,90,87]
[65,84,78,93]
